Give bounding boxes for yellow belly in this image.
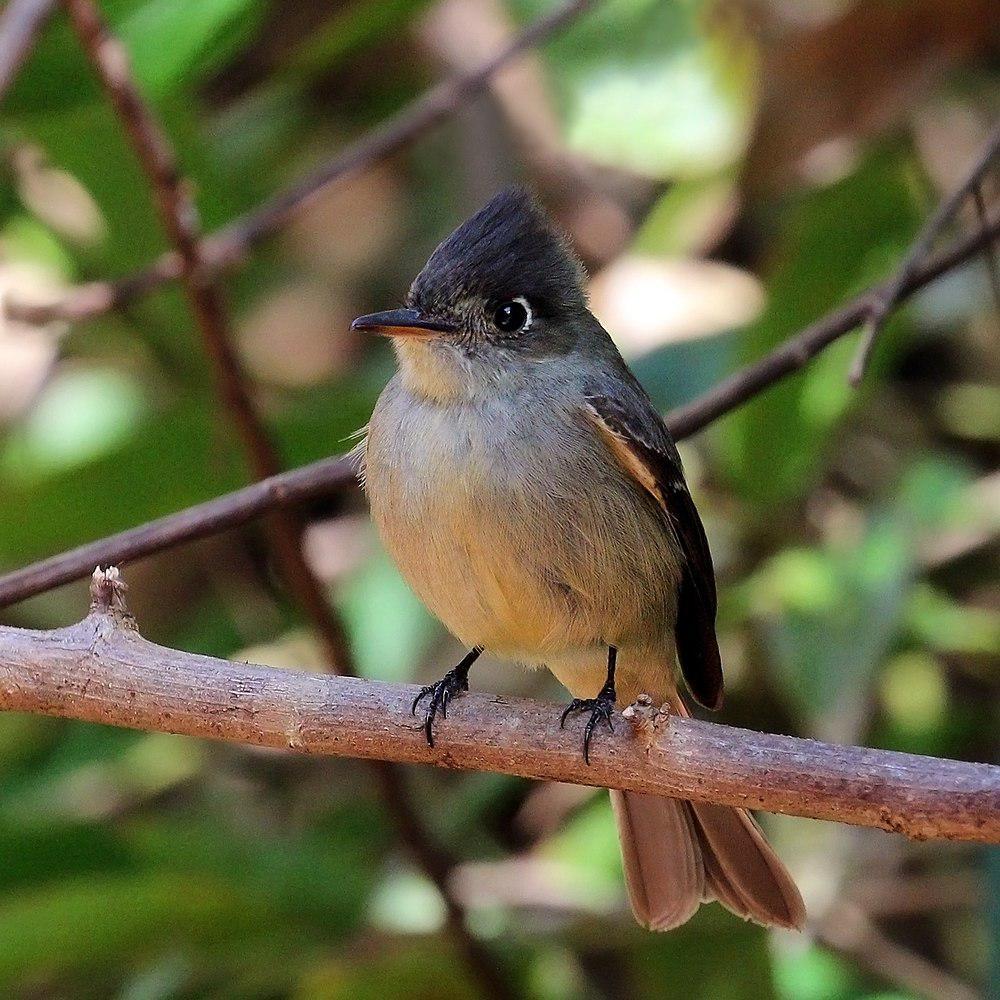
[362,377,681,663]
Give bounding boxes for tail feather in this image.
[612,791,806,931]
[689,801,806,929]
[555,662,805,932]
[610,790,705,930]
[612,688,805,931]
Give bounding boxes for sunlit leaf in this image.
[1,367,148,484]
[524,0,757,178]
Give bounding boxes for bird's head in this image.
[351,187,590,401]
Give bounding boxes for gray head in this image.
[352,188,594,401]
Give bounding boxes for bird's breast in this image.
[362,377,680,657]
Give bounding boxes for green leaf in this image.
[0,398,244,568]
[287,0,433,80]
[120,0,267,100]
[294,939,493,1000]
[0,873,261,988]
[633,904,777,1000]
[339,542,439,683]
[633,176,739,257]
[750,458,972,719]
[773,943,858,1000]
[0,821,133,893]
[540,795,624,910]
[906,586,1000,657]
[879,652,948,735]
[716,148,920,507]
[1,367,148,484]
[4,0,266,115]
[524,0,756,179]
[126,812,377,932]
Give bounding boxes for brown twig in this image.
[2,212,996,612]
[1,568,998,843]
[62,7,515,996]
[0,0,57,101]
[62,0,352,695]
[819,902,980,1000]
[0,455,356,608]
[4,0,597,327]
[849,872,982,916]
[667,210,1000,438]
[972,184,1000,319]
[849,120,1000,385]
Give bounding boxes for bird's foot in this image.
[560,686,616,765]
[412,665,470,747]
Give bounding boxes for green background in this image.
[0,0,997,996]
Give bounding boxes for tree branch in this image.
[63,0,353,672]
[0,455,355,608]
[819,902,980,1000]
[61,7,517,995]
[4,0,597,327]
[849,120,1000,385]
[2,568,997,844]
[2,214,996,611]
[972,184,1000,317]
[0,0,57,101]
[667,209,1000,439]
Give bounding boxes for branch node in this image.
[88,565,133,625]
[622,694,671,748]
[848,121,1000,386]
[849,314,881,386]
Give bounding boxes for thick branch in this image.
[2,570,996,844]
[2,216,996,611]
[5,0,596,327]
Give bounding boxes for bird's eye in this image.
[492,297,531,333]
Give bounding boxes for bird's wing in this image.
[583,391,723,710]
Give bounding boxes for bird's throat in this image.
[393,337,476,404]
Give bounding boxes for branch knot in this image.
[622,694,671,750]
[89,565,133,624]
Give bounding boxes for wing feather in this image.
[584,393,723,710]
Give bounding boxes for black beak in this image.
[350,308,456,337]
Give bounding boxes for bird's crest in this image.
[409,187,586,317]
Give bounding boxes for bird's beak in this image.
[350,308,456,338]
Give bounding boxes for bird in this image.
[353,187,806,932]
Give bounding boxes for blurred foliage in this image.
[0,0,997,997]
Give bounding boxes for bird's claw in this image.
[411,666,470,747]
[560,689,615,765]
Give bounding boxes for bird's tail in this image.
[610,692,805,931]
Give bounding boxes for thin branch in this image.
[2,213,997,612]
[849,872,982,916]
[4,0,597,327]
[0,0,57,101]
[62,6,514,996]
[63,0,352,671]
[972,184,1000,320]
[1,569,997,844]
[849,121,1000,385]
[0,455,355,608]
[667,210,1000,439]
[819,903,980,1000]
